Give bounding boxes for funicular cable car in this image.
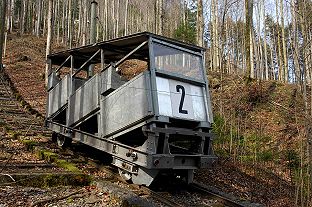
[46,32,217,186]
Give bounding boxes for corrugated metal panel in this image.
[101,73,152,136]
[47,75,70,117]
[68,74,100,126]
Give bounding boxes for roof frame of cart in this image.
[47,32,207,85]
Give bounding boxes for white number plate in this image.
[156,77,207,121]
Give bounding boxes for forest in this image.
[0,0,312,206]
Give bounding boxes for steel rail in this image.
[190,182,244,207]
[140,186,184,207]
[0,163,55,168]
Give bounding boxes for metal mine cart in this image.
[46,32,217,186]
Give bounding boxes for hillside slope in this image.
[3,35,299,206]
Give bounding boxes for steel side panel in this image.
[100,66,126,95]
[47,75,70,117]
[101,73,151,136]
[47,71,60,91]
[68,74,99,126]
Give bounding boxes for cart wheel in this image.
[56,134,72,148]
[118,168,133,183]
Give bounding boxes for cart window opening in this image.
[78,114,98,135]
[153,43,203,81]
[52,109,67,125]
[118,59,148,80]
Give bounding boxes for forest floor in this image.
[2,34,298,206]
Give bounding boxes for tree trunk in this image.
[45,0,53,86]
[35,0,42,36]
[62,0,66,44]
[90,0,97,44]
[220,0,228,73]
[82,0,87,45]
[56,0,60,44]
[112,0,115,38]
[115,0,119,37]
[124,0,128,36]
[262,0,268,80]
[197,0,204,47]
[211,0,219,71]
[77,0,81,45]
[68,0,73,48]
[42,1,47,37]
[104,0,108,40]
[0,0,7,69]
[245,0,253,79]
[19,0,25,35]
[6,0,11,33]
[156,0,163,35]
[274,0,283,81]
[89,0,97,77]
[279,0,288,82]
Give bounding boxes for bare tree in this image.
[245,0,253,79]
[68,0,73,48]
[279,0,288,82]
[0,0,7,69]
[262,0,268,80]
[35,0,42,36]
[197,0,204,47]
[124,0,129,36]
[156,0,163,35]
[45,0,53,86]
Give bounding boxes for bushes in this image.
[285,149,300,170]
[213,113,276,165]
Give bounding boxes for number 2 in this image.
[176,85,188,114]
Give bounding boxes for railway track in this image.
[139,186,184,207]
[136,178,245,207]
[189,183,244,207]
[62,143,246,207]
[0,70,48,137]
[144,181,245,207]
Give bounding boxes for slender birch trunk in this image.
[279,0,288,82]
[0,0,7,68]
[45,0,53,86]
[245,0,253,79]
[197,0,204,47]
